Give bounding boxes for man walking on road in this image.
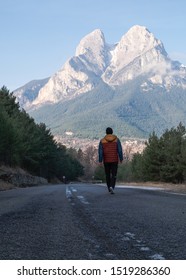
[98,127,123,194]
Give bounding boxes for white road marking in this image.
[150,253,165,260]
[104,253,116,258]
[66,186,90,205]
[125,232,135,239]
[65,186,72,199]
[77,195,89,204]
[121,232,165,260]
[65,186,75,205]
[140,247,150,251]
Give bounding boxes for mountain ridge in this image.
[13,25,186,139]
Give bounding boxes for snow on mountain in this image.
[15,25,186,108]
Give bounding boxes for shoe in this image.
[110,187,114,194]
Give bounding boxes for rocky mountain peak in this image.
[32,29,109,106]
[14,25,186,108]
[102,25,169,85]
[120,25,165,54]
[75,28,110,75]
[75,29,105,57]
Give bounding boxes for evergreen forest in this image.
[0,87,84,181]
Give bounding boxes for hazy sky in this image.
[1,0,186,91]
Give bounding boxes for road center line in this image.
[66,186,90,205]
[77,195,90,204]
[65,186,72,199]
[121,232,165,260]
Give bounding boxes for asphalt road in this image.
[0,183,185,260]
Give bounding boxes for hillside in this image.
[28,77,186,139]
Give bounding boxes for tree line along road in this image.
[0,183,185,259]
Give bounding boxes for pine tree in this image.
[142,132,162,181]
[159,123,186,183]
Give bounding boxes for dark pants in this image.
[104,162,118,190]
